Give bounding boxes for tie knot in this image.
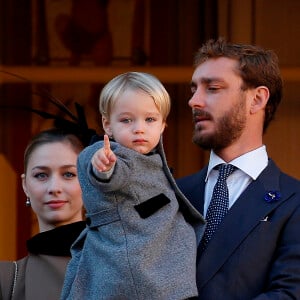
[217,164,236,179]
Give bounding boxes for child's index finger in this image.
[103,134,111,154]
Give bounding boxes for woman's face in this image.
[22,141,83,232]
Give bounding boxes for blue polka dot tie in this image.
[200,163,236,252]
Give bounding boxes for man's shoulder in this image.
[267,159,300,188]
[176,167,207,185]
[280,171,300,191]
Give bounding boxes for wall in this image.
[0,0,299,259]
[218,0,300,179]
[0,155,16,260]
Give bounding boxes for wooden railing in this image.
[1,66,300,83]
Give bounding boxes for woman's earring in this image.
[25,197,31,207]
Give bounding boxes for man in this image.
[177,38,300,299]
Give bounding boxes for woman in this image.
[0,128,86,300]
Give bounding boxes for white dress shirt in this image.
[203,146,269,217]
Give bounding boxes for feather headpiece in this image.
[0,69,99,146]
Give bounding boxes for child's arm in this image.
[91,134,117,173]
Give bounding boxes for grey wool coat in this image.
[61,138,206,300]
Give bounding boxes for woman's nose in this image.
[47,176,62,194]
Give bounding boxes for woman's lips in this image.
[46,200,67,209]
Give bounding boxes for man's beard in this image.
[192,99,246,151]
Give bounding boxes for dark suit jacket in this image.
[177,159,300,300]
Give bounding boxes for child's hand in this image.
[91,135,117,172]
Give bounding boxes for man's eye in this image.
[207,86,220,92]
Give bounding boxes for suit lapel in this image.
[197,159,294,289]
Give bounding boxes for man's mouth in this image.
[193,110,212,124]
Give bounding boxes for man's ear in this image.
[102,116,112,136]
[250,86,270,114]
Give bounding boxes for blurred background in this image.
[1,0,299,260]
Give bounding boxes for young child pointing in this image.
[61,72,205,300]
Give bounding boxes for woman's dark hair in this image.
[24,128,84,172]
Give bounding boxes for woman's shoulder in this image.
[0,257,28,300]
[0,260,17,294]
[1,255,69,300]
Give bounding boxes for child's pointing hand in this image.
[91,134,117,172]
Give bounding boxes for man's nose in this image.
[188,88,205,108]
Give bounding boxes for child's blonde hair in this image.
[99,72,171,121]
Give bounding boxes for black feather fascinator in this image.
[0,70,100,146]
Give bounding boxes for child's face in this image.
[103,89,166,154]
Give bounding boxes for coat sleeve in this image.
[78,141,135,192]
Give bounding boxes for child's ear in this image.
[160,121,166,133]
[102,116,112,136]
